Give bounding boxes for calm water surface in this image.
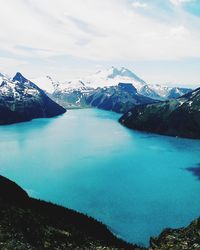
[0,109,200,247]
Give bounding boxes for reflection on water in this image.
[186,164,200,180]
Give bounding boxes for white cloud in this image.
[0,0,199,61]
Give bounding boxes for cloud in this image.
[0,0,200,62]
[0,57,27,70]
[0,0,200,85]
[66,16,104,36]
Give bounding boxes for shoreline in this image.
[1,175,200,249]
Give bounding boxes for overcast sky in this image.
[0,0,200,87]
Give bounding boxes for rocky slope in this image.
[0,175,139,250]
[86,83,157,113]
[0,73,66,125]
[149,219,200,250]
[119,87,200,139]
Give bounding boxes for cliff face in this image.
[119,87,200,139]
[0,73,66,125]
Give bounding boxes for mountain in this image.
[0,72,66,125]
[28,67,192,113]
[119,87,200,139]
[51,79,93,109]
[0,175,137,250]
[35,68,191,110]
[81,67,191,100]
[83,66,147,90]
[86,83,157,113]
[139,84,192,100]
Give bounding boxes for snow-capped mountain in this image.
[83,66,147,90]
[47,67,157,111]
[77,67,191,100]
[50,79,93,108]
[35,67,191,101]
[86,67,191,100]
[140,84,192,100]
[28,67,192,112]
[0,72,66,125]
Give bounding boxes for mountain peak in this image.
[13,72,28,84]
[103,66,144,82]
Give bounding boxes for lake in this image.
[0,109,200,247]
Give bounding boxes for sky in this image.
[0,0,200,87]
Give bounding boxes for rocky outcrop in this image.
[0,72,66,125]
[119,87,200,139]
[149,219,200,250]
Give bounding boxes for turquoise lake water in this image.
[0,109,200,247]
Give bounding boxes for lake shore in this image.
[1,175,200,250]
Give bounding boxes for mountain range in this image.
[32,67,192,112]
[33,67,191,101]
[0,68,196,135]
